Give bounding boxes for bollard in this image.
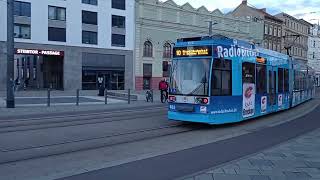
[128,89,131,104]
[47,88,51,107]
[151,89,154,103]
[76,89,80,106]
[105,89,108,105]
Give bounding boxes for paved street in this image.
[182,128,320,180]
[58,100,320,180]
[0,97,318,180]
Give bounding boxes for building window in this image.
[14,24,31,39]
[111,34,125,47]
[143,41,153,57]
[264,25,268,35]
[264,41,268,48]
[48,6,66,21]
[162,61,170,77]
[278,28,281,37]
[82,10,97,25]
[82,31,97,44]
[269,25,273,36]
[269,41,272,50]
[274,27,277,36]
[14,1,31,17]
[211,59,232,96]
[313,52,315,59]
[163,43,171,58]
[314,40,316,47]
[112,15,125,28]
[82,0,97,5]
[48,27,66,42]
[112,0,125,10]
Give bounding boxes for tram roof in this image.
[256,47,289,60]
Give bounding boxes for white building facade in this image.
[308,24,320,72]
[0,0,135,91]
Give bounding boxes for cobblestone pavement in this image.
[182,128,320,180]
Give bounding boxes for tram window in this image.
[211,58,232,96]
[242,62,255,83]
[278,68,284,93]
[256,64,267,94]
[294,71,299,91]
[284,69,289,92]
[269,70,273,93]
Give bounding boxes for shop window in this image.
[14,24,31,39]
[163,43,172,58]
[48,27,66,42]
[256,64,267,94]
[211,59,232,96]
[143,41,153,57]
[48,6,66,21]
[82,10,97,25]
[82,31,97,44]
[112,34,125,47]
[14,1,31,17]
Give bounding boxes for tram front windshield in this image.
[170,58,210,96]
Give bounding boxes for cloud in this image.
[160,0,320,23]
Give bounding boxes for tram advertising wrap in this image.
[168,36,315,124]
[261,96,267,113]
[242,83,255,118]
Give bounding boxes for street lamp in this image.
[282,34,301,56]
[6,0,15,108]
[206,21,218,36]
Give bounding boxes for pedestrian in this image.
[159,78,169,103]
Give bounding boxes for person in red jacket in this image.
[159,79,169,103]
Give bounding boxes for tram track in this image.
[0,108,167,134]
[0,106,166,123]
[0,122,203,165]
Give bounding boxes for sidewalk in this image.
[0,99,165,119]
[181,128,320,180]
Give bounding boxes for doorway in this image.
[42,56,64,90]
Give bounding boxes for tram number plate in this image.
[176,105,194,112]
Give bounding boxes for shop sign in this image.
[15,49,64,56]
[243,83,255,118]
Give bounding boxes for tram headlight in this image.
[196,97,209,104]
[202,98,209,104]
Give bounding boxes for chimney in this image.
[242,0,247,5]
[260,8,266,12]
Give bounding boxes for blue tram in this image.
[168,36,315,124]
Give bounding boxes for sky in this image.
[160,0,320,24]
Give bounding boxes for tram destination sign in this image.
[15,49,64,56]
[173,46,212,58]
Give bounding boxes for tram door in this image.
[268,66,277,112]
